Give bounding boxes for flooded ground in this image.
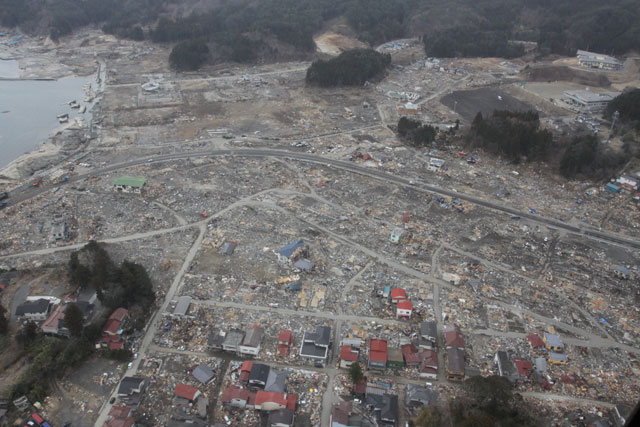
[0,62,95,168]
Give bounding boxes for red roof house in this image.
[174,383,201,401]
[239,361,253,383]
[515,359,533,378]
[108,342,124,350]
[369,339,388,369]
[396,300,413,318]
[339,346,359,368]
[104,405,134,427]
[254,391,287,411]
[527,333,545,350]
[286,393,298,411]
[109,308,129,322]
[390,288,407,303]
[221,385,250,408]
[444,327,465,349]
[419,349,439,378]
[277,329,293,356]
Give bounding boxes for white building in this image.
[563,90,620,113]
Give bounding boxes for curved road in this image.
[5,148,640,251]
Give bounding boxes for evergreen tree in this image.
[63,304,85,337]
[348,362,364,385]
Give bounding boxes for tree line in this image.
[5,241,152,406]
[2,0,639,67]
[468,111,552,163]
[306,49,391,87]
[466,109,630,180]
[396,117,438,147]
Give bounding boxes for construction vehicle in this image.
[53,175,69,185]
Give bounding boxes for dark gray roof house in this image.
[173,296,192,317]
[419,321,437,348]
[192,364,214,384]
[278,240,305,258]
[117,377,146,396]
[494,351,518,383]
[300,325,331,361]
[220,241,237,255]
[265,368,287,393]
[267,408,295,427]
[222,329,244,352]
[15,299,50,319]
[249,363,270,388]
[207,330,225,349]
[294,259,315,272]
[365,393,398,426]
[406,384,438,411]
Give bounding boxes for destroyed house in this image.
[192,364,214,385]
[514,359,533,380]
[174,383,200,402]
[447,348,465,381]
[221,386,249,408]
[267,408,295,427]
[613,265,630,280]
[527,333,545,351]
[406,384,437,411]
[277,329,293,356]
[543,333,564,352]
[15,298,50,320]
[207,330,225,350]
[419,321,437,348]
[105,405,134,427]
[494,351,518,383]
[278,239,306,259]
[444,325,464,349]
[401,344,420,366]
[249,363,270,389]
[40,304,68,336]
[222,329,245,352]
[339,346,359,368]
[365,393,398,426]
[112,176,147,194]
[299,325,331,363]
[419,350,438,379]
[369,339,388,369]
[219,241,237,255]
[239,326,264,356]
[294,258,315,272]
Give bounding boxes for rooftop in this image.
[112,176,147,188]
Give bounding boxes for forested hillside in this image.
[1,0,638,64]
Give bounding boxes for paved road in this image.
[5,148,640,251]
[193,299,407,326]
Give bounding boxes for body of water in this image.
[0,59,95,169]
